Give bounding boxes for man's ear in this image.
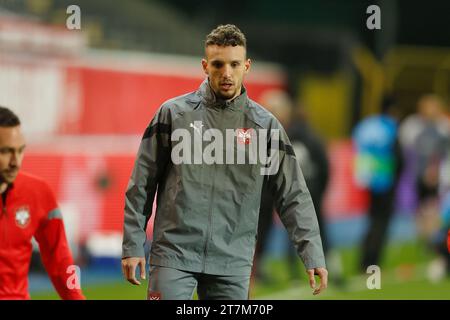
[201,58,208,75]
[245,58,252,74]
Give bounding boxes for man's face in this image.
[419,97,443,121]
[0,126,26,184]
[202,45,251,101]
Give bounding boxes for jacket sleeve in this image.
[267,120,326,270]
[122,105,171,258]
[34,185,85,300]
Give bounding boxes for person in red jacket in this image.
[447,229,450,253]
[0,106,85,300]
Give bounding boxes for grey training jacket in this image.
[122,79,326,276]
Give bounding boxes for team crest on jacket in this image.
[15,207,31,228]
[147,291,161,300]
[236,128,253,145]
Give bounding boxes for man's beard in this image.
[0,168,18,184]
[216,89,236,100]
[215,84,241,101]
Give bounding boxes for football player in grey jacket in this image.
[121,24,327,300]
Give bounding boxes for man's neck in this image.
[227,87,242,102]
[0,182,8,195]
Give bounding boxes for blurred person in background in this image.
[430,149,450,280]
[399,95,449,212]
[121,24,327,300]
[352,95,404,272]
[399,95,450,280]
[254,89,332,284]
[0,106,85,300]
[406,96,449,232]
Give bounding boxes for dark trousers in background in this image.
[360,189,396,271]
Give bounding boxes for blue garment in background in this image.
[353,115,398,193]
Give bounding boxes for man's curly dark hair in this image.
[0,106,20,127]
[205,24,247,49]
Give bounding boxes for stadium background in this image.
[0,0,449,299]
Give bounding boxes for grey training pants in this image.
[147,265,250,300]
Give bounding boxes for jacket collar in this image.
[197,78,248,111]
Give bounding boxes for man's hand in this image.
[306,267,328,295]
[122,257,146,285]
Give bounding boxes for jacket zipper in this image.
[202,106,225,273]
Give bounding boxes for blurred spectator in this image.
[252,90,291,283]
[352,95,404,272]
[425,150,450,282]
[412,96,448,204]
[287,99,331,280]
[399,95,449,211]
[429,148,450,280]
[399,95,449,281]
[254,89,330,283]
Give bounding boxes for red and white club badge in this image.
[236,128,254,145]
[148,291,161,300]
[15,207,31,228]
